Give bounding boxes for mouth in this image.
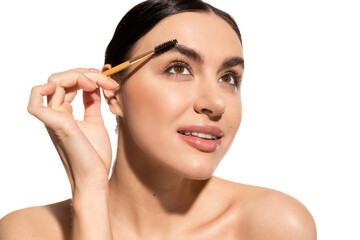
[176,125,223,152]
[177,131,220,140]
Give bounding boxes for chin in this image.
[176,156,220,180]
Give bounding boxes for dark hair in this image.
[104,0,242,69]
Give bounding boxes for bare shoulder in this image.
[212,177,317,239]
[243,185,317,239]
[0,199,72,240]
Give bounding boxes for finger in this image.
[61,68,118,90]
[50,68,118,92]
[64,68,119,90]
[47,86,65,109]
[83,88,103,123]
[83,72,119,90]
[29,83,77,133]
[49,71,98,91]
[64,86,78,103]
[47,72,98,109]
[28,83,58,124]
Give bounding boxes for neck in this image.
[108,127,209,237]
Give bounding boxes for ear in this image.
[102,64,124,117]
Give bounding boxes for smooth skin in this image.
[0,12,316,239]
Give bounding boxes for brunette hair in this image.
[104,0,242,69]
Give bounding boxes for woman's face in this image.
[117,12,243,180]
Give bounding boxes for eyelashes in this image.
[162,60,242,88]
[218,71,242,87]
[163,60,192,76]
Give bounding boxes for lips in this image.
[177,125,223,152]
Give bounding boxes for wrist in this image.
[72,187,109,207]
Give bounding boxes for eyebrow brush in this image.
[103,39,178,76]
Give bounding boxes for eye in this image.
[164,61,191,76]
[218,72,241,87]
[170,66,190,74]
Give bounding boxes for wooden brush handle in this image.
[102,61,131,76]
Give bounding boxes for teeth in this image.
[198,133,208,139]
[179,131,218,140]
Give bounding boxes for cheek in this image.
[121,75,189,151]
[126,79,186,124]
[231,96,242,128]
[224,95,242,144]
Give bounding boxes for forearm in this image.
[27,69,116,239]
[72,190,113,240]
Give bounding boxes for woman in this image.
[0,0,316,239]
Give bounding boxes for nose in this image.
[193,81,226,121]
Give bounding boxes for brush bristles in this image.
[154,39,178,54]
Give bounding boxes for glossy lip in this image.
[177,124,224,138]
[177,125,224,152]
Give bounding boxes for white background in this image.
[0,0,359,239]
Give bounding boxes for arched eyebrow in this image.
[170,44,204,63]
[165,44,244,70]
[218,57,245,73]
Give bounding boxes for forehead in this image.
[132,12,243,60]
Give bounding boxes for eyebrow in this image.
[170,44,204,63]
[165,44,244,70]
[218,57,245,73]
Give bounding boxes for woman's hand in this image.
[27,68,119,194]
[28,68,117,240]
